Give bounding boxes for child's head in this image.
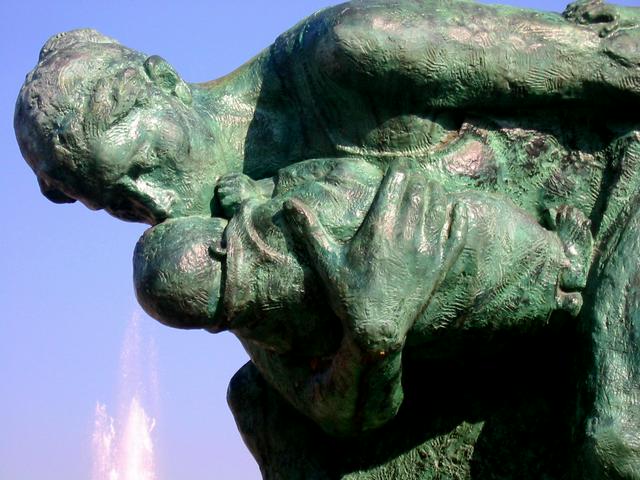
[133,216,228,331]
[15,29,221,225]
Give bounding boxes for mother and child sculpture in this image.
[15,0,640,477]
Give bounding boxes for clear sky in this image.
[1,0,637,479]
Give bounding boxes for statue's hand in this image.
[541,205,592,316]
[216,173,274,218]
[283,162,467,355]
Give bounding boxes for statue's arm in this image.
[276,0,639,111]
[411,197,593,345]
[272,172,593,435]
[220,161,464,436]
[215,173,275,218]
[215,158,347,218]
[241,334,404,436]
[247,162,468,435]
[219,160,592,436]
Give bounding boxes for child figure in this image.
[134,157,591,435]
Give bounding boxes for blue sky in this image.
[1,0,637,479]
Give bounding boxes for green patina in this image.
[15,0,640,478]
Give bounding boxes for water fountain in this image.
[92,312,157,480]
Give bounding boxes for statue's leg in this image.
[577,195,640,479]
[227,362,337,480]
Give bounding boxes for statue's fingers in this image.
[359,161,411,242]
[399,176,428,242]
[440,202,468,273]
[282,198,340,275]
[422,181,449,249]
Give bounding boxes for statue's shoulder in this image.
[273,157,381,197]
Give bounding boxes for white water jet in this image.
[92,311,158,480]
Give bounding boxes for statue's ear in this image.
[37,176,76,204]
[143,55,192,105]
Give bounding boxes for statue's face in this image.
[59,52,216,225]
[83,72,186,222]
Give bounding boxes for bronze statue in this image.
[15,0,640,477]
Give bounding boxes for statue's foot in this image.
[563,0,620,37]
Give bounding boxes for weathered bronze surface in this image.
[15,0,640,477]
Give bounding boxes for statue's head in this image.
[133,216,228,331]
[15,29,220,225]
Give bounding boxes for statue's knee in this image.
[227,361,265,418]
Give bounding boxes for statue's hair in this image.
[14,29,143,204]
